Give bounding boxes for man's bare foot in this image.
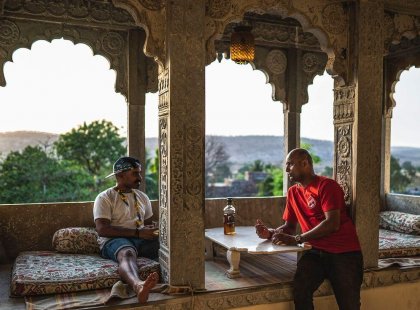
[134,272,159,303]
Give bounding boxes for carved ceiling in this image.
[2,0,135,28]
[0,0,158,96]
[215,12,322,58]
[385,0,420,17]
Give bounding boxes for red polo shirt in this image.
[283,175,361,253]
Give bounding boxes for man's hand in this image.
[272,231,297,246]
[255,219,273,239]
[138,226,159,240]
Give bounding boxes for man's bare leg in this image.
[117,247,159,303]
[134,272,159,303]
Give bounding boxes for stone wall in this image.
[0,197,286,263]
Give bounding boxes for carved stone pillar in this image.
[127,29,147,191]
[157,0,205,289]
[352,0,384,268]
[333,85,354,209]
[283,48,302,191]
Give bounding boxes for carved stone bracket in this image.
[146,57,158,93]
[0,17,128,97]
[384,36,420,116]
[205,0,349,85]
[300,51,328,104]
[384,10,420,54]
[113,0,166,68]
[333,85,355,206]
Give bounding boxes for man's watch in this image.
[294,234,303,244]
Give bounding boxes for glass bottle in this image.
[223,197,236,235]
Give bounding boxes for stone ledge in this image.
[2,263,419,310]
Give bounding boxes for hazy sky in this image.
[0,39,419,147]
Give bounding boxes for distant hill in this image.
[0,131,59,155]
[1,131,419,172]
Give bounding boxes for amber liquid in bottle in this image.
[223,197,236,235]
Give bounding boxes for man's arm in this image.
[300,209,340,242]
[272,209,340,245]
[95,218,157,240]
[255,219,297,239]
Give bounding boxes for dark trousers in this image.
[293,249,364,310]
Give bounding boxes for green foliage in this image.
[390,155,411,193]
[249,159,265,172]
[145,148,159,200]
[401,161,416,179]
[258,166,283,197]
[0,146,95,203]
[301,142,321,164]
[54,120,125,184]
[321,166,333,178]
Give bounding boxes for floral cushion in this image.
[10,251,161,296]
[379,211,420,235]
[52,227,100,254]
[379,229,420,258]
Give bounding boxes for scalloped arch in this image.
[206,2,345,86]
[0,21,129,100]
[388,64,420,113]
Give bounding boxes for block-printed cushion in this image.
[379,229,420,258]
[52,227,100,254]
[10,251,160,296]
[379,211,420,235]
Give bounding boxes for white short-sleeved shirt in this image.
[93,188,153,249]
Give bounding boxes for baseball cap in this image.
[105,156,141,179]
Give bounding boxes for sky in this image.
[0,39,419,147]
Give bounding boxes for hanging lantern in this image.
[230,25,255,65]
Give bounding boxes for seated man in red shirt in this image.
[256,148,363,310]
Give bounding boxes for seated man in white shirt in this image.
[93,156,159,303]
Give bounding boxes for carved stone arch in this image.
[112,0,165,68]
[205,0,348,86]
[0,18,129,99]
[385,36,420,116]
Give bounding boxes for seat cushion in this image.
[379,229,420,258]
[10,251,160,296]
[52,227,100,254]
[379,211,420,235]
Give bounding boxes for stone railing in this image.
[0,196,286,263]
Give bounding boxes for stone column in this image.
[157,0,205,289]
[283,48,302,191]
[127,29,147,192]
[333,85,355,209]
[352,0,384,268]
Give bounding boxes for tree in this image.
[321,166,333,178]
[54,120,125,187]
[301,142,321,164]
[390,155,411,193]
[401,161,416,179]
[0,146,94,203]
[249,159,265,172]
[258,166,283,197]
[205,136,230,185]
[145,148,159,200]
